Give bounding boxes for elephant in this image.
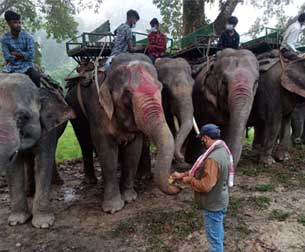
[185,49,259,166]
[137,57,195,177]
[248,54,305,165]
[0,73,74,228]
[156,57,195,164]
[65,53,180,214]
[291,102,305,145]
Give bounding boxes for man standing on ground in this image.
[147,18,167,63]
[280,13,305,61]
[217,16,240,50]
[1,10,40,87]
[171,124,234,252]
[105,9,140,70]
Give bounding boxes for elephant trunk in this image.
[133,91,180,195]
[174,93,194,162]
[0,114,20,173]
[227,69,256,165]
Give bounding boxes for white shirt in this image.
[281,21,304,52]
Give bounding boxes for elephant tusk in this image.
[193,117,200,136]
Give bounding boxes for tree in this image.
[0,0,102,42]
[154,0,295,43]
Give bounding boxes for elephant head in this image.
[196,49,259,165]
[99,53,180,195]
[0,73,75,173]
[155,58,194,163]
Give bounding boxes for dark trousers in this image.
[280,48,300,61]
[25,67,41,87]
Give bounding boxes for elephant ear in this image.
[99,82,114,120]
[282,61,305,98]
[39,88,76,132]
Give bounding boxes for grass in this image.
[270,209,290,222]
[248,196,271,210]
[255,184,275,192]
[56,123,82,162]
[112,219,137,238]
[297,214,305,226]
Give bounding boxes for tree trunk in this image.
[183,0,205,35]
[213,0,242,35]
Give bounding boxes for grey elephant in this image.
[186,49,259,166]
[0,73,74,228]
[248,52,305,164]
[156,58,194,164]
[65,53,180,214]
[291,102,305,145]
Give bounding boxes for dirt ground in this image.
[1,146,305,252]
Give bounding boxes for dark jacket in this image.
[217,29,240,50]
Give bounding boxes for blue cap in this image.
[200,124,221,139]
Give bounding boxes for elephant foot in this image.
[293,137,302,145]
[259,156,276,166]
[83,175,98,185]
[8,211,31,226]
[102,196,125,214]
[32,212,55,229]
[274,149,289,162]
[122,188,137,203]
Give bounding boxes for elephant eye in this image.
[16,110,31,128]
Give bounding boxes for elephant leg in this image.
[260,119,281,165]
[7,157,31,226]
[71,118,97,185]
[252,124,264,156]
[275,116,291,161]
[25,154,35,197]
[120,135,143,203]
[95,133,124,214]
[136,136,152,180]
[51,161,64,185]
[291,111,304,145]
[32,131,56,229]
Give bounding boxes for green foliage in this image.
[249,196,271,209]
[270,209,290,221]
[255,184,275,192]
[0,0,102,42]
[153,0,183,42]
[297,214,305,226]
[56,123,82,162]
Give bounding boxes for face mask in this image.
[226,24,234,31]
[151,26,158,32]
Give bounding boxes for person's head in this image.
[127,9,140,28]
[150,18,160,33]
[226,16,238,31]
[298,13,305,26]
[199,124,221,148]
[4,10,21,33]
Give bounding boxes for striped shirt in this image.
[1,31,35,73]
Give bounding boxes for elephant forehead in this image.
[0,87,16,112]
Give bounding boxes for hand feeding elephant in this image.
[0,73,74,228]
[291,102,305,145]
[65,53,180,214]
[248,53,305,165]
[185,49,259,166]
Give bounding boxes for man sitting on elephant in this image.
[217,16,240,50]
[105,9,140,71]
[280,13,305,61]
[1,10,40,87]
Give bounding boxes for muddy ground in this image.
[1,146,305,252]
